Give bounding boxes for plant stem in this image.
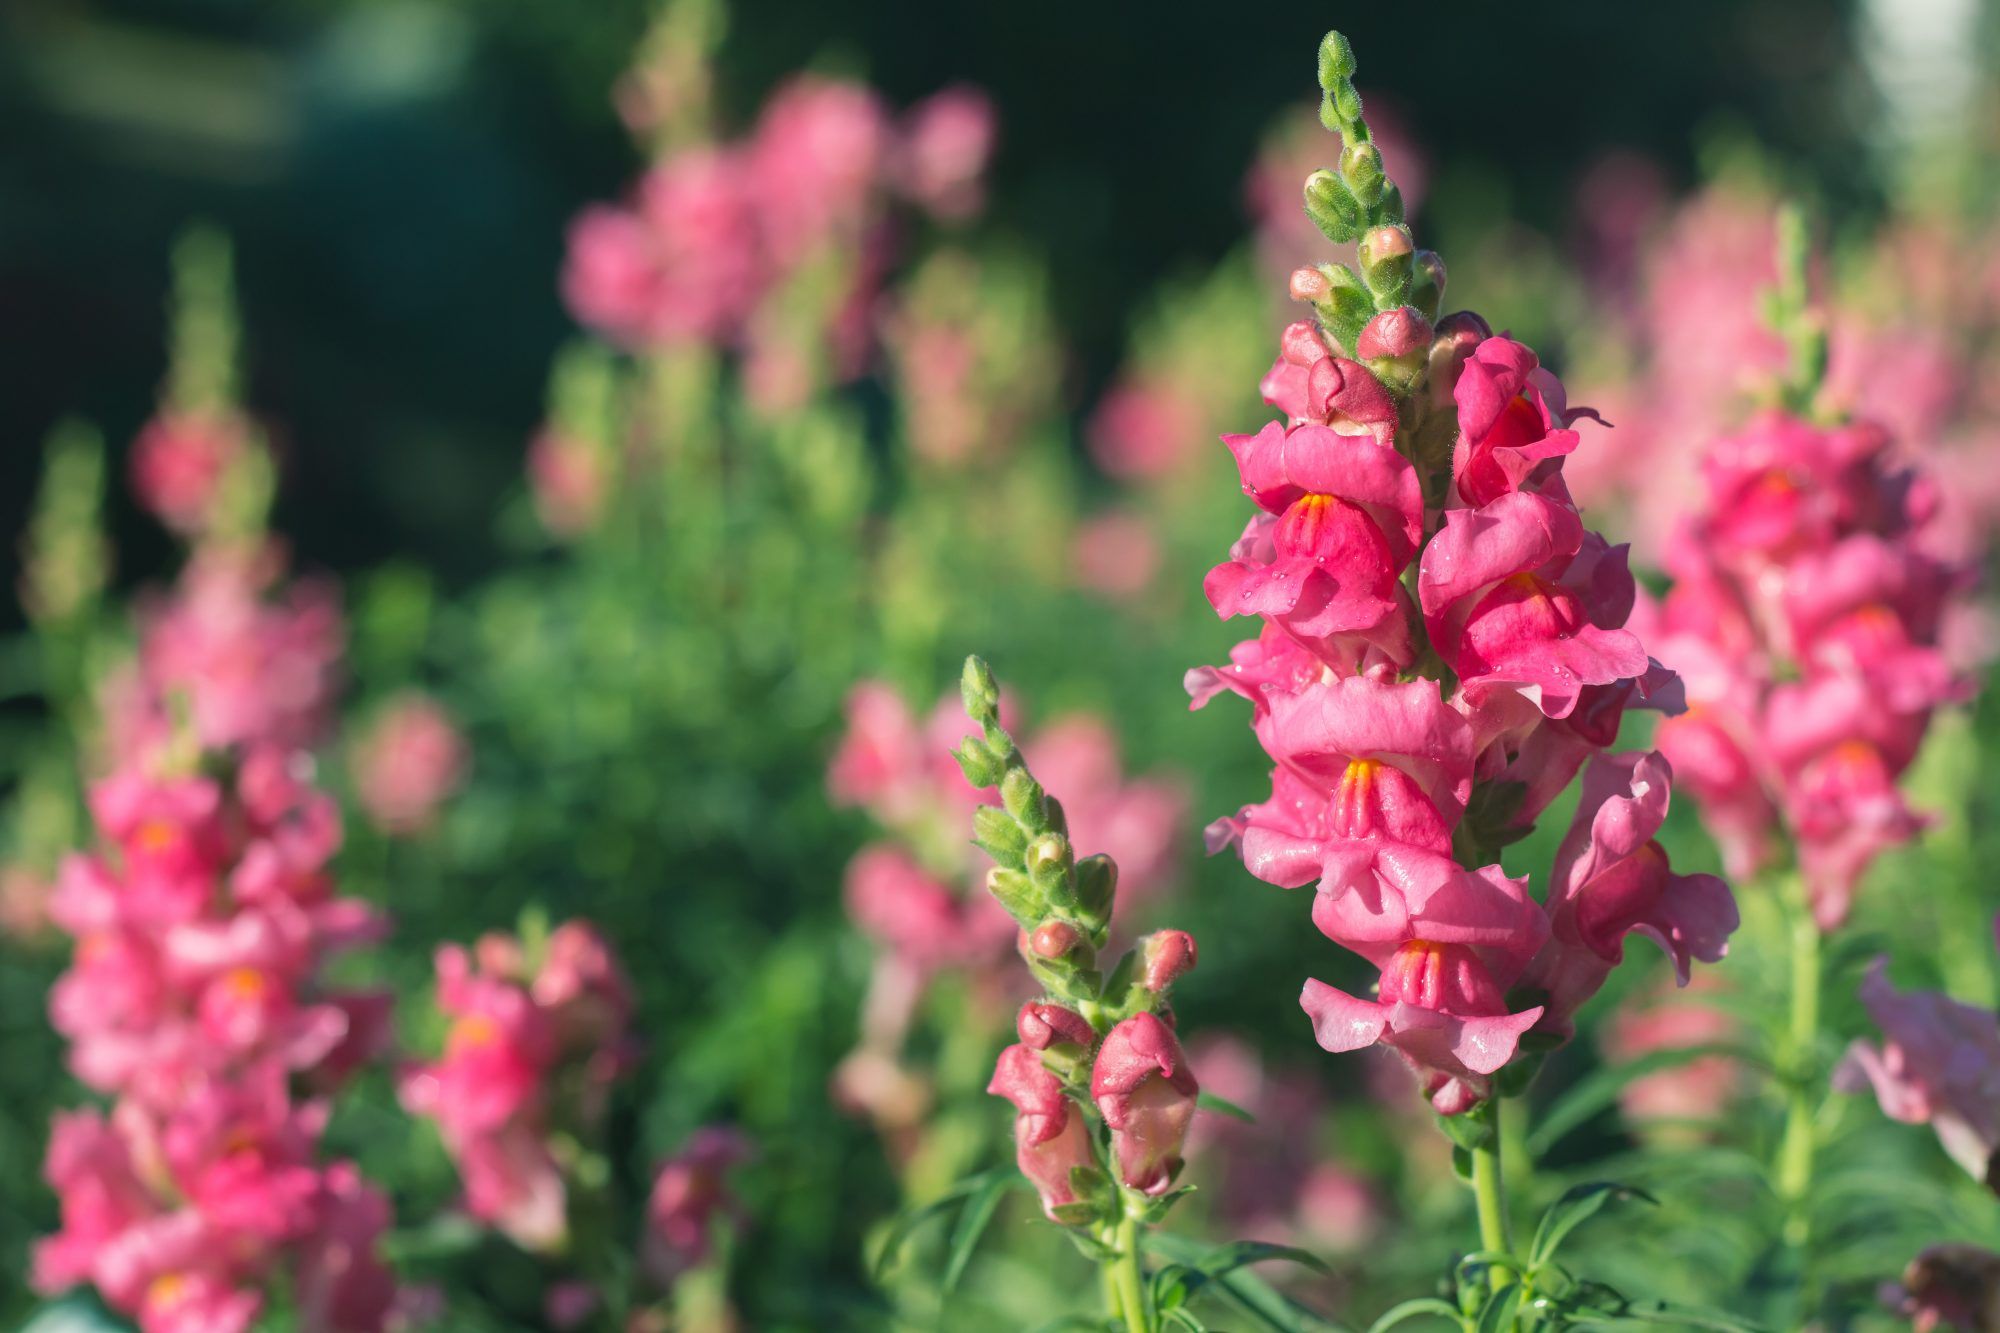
[1109,1213,1149,1333]
[1471,1099,1515,1291]
[1777,905,1821,1246]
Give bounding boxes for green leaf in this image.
[1475,1282,1522,1333]
[1366,1297,1462,1332]
[1195,1239,1336,1282]
[1198,1090,1258,1124]
[1527,1182,1656,1269]
[869,1166,1016,1283]
[1529,1044,1754,1156]
[941,1171,1018,1295]
[1145,1230,1352,1332]
[1164,1310,1212,1332]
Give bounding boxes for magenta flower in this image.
[989,1044,1098,1219]
[1419,491,1651,719]
[1522,751,1736,1038]
[1091,1012,1200,1196]
[562,147,762,348]
[350,693,468,837]
[1450,336,1595,508]
[128,410,250,539]
[1836,952,2000,1184]
[1204,420,1423,666]
[892,85,996,221]
[1302,941,1544,1116]
[641,1126,753,1285]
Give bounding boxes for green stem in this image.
[1471,1100,1515,1292]
[1777,908,1822,1246]
[1109,1213,1149,1333]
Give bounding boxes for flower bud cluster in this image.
[959,657,1203,1228]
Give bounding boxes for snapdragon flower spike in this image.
[1653,397,1970,927]
[1192,29,1731,1117]
[961,655,1206,1222]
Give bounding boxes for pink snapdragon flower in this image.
[401,918,639,1253]
[1091,1012,1200,1195]
[106,546,345,763]
[1195,262,1731,1113]
[988,1044,1098,1220]
[893,86,996,221]
[1522,752,1736,1038]
[562,147,762,348]
[350,693,469,837]
[129,410,251,538]
[642,1126,753,1285]
[1836,945,2000,1184]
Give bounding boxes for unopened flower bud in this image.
[1025,833,1072,886]
[1279,320,1331,368]
[1318,30,1357,87]
[1140,930,1198,993]
[1355,307,1433,361]
[960,655,1001,727]
[1338,141,1385,206]
[1411,250,1446,321]
[989,1044,1098,1223]
[1029,920,1082,960]
[1001,769,1045,826]
[953,737,1007,790]
[986,867,1040,922]
[1304,169,1361,244]
[1358,225,1416,306]
[1018,1001,1096,1051]
[1091,1013,1199,1196]
[973,806,1029,867]
[1072,854,1117,925]
[1289,266,1331,303]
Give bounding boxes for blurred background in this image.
[3,0,2000,1330]
[0,0,1913,588]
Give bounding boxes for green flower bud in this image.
[1339,141,1385,207]
[1001,768,1045,827]
[1358,224,1416,307]
[1304,170,1361,244]
[986,866,1041,923]
[1411,250,1447,322]
[1318,30,1357,88]
[1025,832,1073,890]
[952,737,1007,790]
[1072,854,1117,925]
[959,655,1001,727]
[973,806,1029,868]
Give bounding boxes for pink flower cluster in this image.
[1195,307,1735,1113]
[400,920,639,1251]
[991,989,1202,1218]
[128,409,253,539]
[1649,409,1970,927]
[36,750,394,1333]
[101,544,344,765]
[350,692,469,837]
[563,77,993,361]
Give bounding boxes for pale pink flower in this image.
[351,693,468,837]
